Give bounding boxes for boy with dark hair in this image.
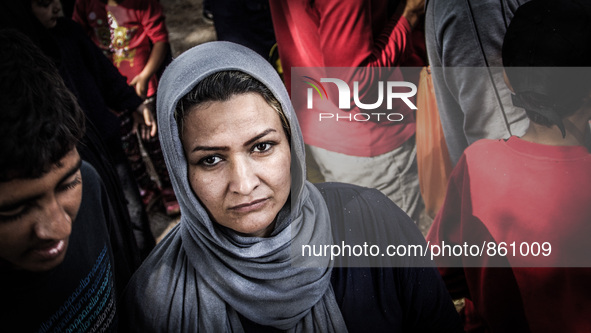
[0,29,121,332]
[26,0,156,260]
[427,0,591,331]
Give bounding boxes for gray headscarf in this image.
[123,41,347,332]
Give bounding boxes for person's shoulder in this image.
[126,224,184,291]
[466,137,503,150]
[81,160,101,185]
[314,182,405,215]
[121,225,192,330]
[460,138,506,163]
[123,225,190,298]
[74,161,114,242]
[314,182,422,237]
[314,182,406,216]
[80,160,108,206]
[428,0,465,13]
[314,182,388,201]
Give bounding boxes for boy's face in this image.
[31,0,62,29]
[0,149,82,272]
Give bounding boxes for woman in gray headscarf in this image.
[121,41,461,332]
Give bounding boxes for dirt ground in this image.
[161,0,216,57]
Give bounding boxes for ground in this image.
[161,0,216,58]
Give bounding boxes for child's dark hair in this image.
[174,70,291,142]
[0,29,85,181]
[502,0,591,136]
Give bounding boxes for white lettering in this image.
[353,81,383,110]
[387,82,417,110]
[321,78,350,109]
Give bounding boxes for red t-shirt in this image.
[270,0,423,156]
[73,0,169,97]
[427,136,591,332]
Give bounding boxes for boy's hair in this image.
[0,29,85,181]
[502,0,591,136]
[174,70,291,142]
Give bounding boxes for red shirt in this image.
[427,137,591,332]
[73,0,168,97]
[270,0,422,156]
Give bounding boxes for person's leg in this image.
[106,134,156,259]
[143,132,180,216]
[308,137,423,222]
[140,97,180,216]
[119,112,160,207]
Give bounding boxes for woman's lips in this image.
[229,198,269,213]
[32,239,66,260]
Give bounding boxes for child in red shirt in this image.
[427,0,591,331]
[73,0,178,215]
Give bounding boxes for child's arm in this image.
[129,41,168,99]
[69,18,157,139]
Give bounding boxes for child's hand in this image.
[133,102,157,140]
[130,74,149,99]
[401,0,425,28]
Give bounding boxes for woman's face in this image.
[181,93,291,237]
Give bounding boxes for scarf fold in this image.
[155,41,347,332]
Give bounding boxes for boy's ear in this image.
[503,70,515,93]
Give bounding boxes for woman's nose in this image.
[229,157,260,195]
[34,196,72,240]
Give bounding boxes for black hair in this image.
[0,29,85,181]
[175,70,291,142]
[502,0,591,130]
[31,0,56,7]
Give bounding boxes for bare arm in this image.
[129,41,168,99]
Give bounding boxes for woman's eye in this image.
[253,142,273,153]
[199,155,222,167]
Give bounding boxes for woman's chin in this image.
[224,214,278,238]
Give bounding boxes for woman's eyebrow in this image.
[243,128,276,147]
[190,128,277,153]
[191,145,229,153]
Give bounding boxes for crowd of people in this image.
[0,0,590,332]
